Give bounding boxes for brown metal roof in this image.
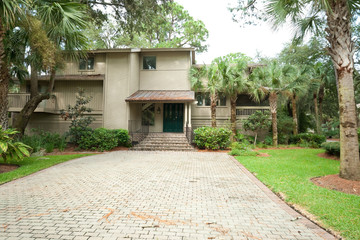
[125,90,195,102]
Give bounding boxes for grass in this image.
[0,154,94,185]
[236,148,360,240]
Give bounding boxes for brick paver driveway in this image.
[0,151,334,240]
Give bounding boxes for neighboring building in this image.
[8,48,269,135]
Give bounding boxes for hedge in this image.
[289,133,326,147]
[194,127,231,150]
[321,142,360,156]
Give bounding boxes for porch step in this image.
[131,133,194,151]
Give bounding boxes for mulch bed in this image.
[317,152,339,161]
[45,145,129,156]
[312,174,360,196]
[0,164,19,174]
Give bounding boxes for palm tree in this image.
[264,0,360,180]
[190,64,222,127]
[12,0,88,134]
[251,61,287,147]
[282,65,311,135]
[309,62,330,133]
[215,53,251,137]
[0,0,30,129]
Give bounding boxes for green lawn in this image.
[236,148,360,240]
[0,154,94,185]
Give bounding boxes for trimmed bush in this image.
[289,133,326,147]
[194,127,231,150]
[321,142,360,156]
[112,129,131,147]
[321,142,340,156]
[77,128,131,151]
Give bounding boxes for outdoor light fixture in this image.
[157,107,161,114]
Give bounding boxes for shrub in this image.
[321,142,360,156]
[194,127,231,150]
[0,126,31,163]
[228,141,258,156]
[277,111,294,144]
[235,132,254,145]
[60,88,95,144]
[20,129,67,153]
[242,110,271,146]
[289,133,326,148]
[111,129,131,147]
[77,128,131,151]
[321,142,340,156]
[263,136,273,146]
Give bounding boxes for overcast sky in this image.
[176,0,294,64]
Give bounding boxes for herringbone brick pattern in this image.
[0,151,334,239]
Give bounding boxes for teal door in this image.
[163,103,184,132]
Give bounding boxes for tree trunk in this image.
[210,92,217,127]
[326,0,360,180]
[13,68,56,135]
[269,92,278,147]
[0,19,9,129]
[291,93,298,135]
[318,84,325,133]
[313,92,320,134]
[230,95,237,140]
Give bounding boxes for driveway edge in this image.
[230,156,338,240]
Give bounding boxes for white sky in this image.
[176,0,295,64]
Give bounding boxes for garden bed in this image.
[312,174,360,196]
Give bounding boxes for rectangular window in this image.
[79,57,94,70]
[142,103,155,126]
[143,56,156,70]
[195,92,203,106]
[196,92,226,106]
[217,93,226,106]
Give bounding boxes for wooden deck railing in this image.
[236,106,270,116]
[8,93,56,112]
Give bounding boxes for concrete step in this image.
[131,132,193,152]
[131,147,195,151]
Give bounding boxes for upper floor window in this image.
[143,56,156,70]
[79,57,94,70]
[195,92,226,106]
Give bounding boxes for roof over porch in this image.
[125,90,195,103]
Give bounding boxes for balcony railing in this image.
[8,93,56,112]
[236,106,271,116]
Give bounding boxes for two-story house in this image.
[8,48,269,141]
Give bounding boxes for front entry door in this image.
[163,103,184,132]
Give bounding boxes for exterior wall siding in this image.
[57,54,106,75]
[103,53,129,129]
[139,52,191,90]
[25,113,102,135]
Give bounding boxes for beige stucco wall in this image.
[57,53,106,75]
[139,52,191,90]
[103,53,129,129]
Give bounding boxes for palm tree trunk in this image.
[313,92,320,134]
[318,84,325,133]
[210,92,217,127]
[326,0,360,180]
[230,95,237,139]
[0,20,9,129]
[269,92,278,147]
[291,94,298,135]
